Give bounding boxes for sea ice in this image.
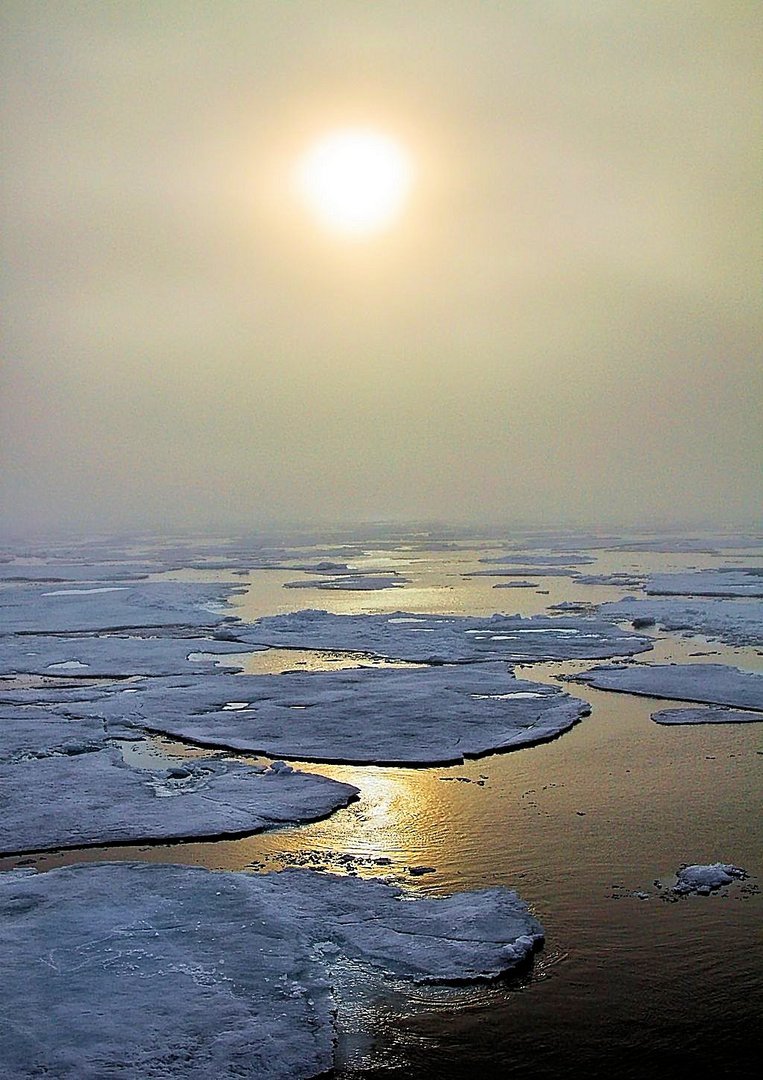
[0,750,358,854]
[0,862,544,1078]
[237,609,652,663]
[0,581,244,634]
[283,574,408,591]
[0,633,253,677]
[40,664,591,765]
[575,573,646,587]
[599,597,762,647]
[646,569,763,598]
[0,713,114,762]
[569,663,763,710]
[479,553,595,566]
[0,560,158,582]
[651,706,761,725]
[673,863,747,895]
[465,567,582,578]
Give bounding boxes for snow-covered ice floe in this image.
[0,581,244,634]
[0,749,358,855]
[465,567,583,578]
[0,863,543,1079]
[283,574,408,591]
[0,560,159,582]
[575,573,646,587]
[673,863,747,895]
[569,663,763,710]
[645,569,763,598]
[652,706,762,725]
[237,610,652,663]
[479,553,595,566]
[44,664,591,765]
[0,633,254,678]
[599,597,762,647]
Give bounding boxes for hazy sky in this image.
[2,2,761,535]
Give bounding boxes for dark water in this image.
[3,541,761,1076]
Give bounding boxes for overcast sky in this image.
[2,2,760,536]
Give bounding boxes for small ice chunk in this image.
[673,864,746,895]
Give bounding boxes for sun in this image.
[294,128,413,237]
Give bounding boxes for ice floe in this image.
[0,560,159,582]
[465,567,582,578]
[0,633,254,678]
[651,706,762,725]
[645,569,763,598]
[479,553,594,566]
[0,862,543,1078]
[569,663,763,710]
[599,597,762,647]
[0,713,115,763]
[575,573,646,587]
[283,574,408,591]
[237,610,652,663]
[47,664,591,765]
[0,749,358,855]
[673,863,747,895]
[0,581,244,634]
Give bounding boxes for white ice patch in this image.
[42,587,128,596]
[46,661,90,670]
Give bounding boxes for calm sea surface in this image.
[5,541,761,1077]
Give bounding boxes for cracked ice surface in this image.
[0,713,119,763]
[0,633,254,678]
[569,663,763,710]
[49,664,590,765]
[651,706,762,725]
[0,750,358,855]
[237,610,652,663]
[646,569,763,598]
[0,581,244,634]
[599,597,762,647]
[0,862,543,1079]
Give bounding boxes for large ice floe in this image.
[44,664,591,765]
[0,862,543,1079]
[651,706,762,725]
[0,633,253,678]
[0,559,159,582]
[0,581,243,634]
[645,569,763,598]
[0,747,358,855]
[237,609,652,663]
[569,663,763,710]
[599,596,762,647]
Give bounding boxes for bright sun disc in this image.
[295,129,412,236]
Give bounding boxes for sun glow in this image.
[294,128,413,237]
